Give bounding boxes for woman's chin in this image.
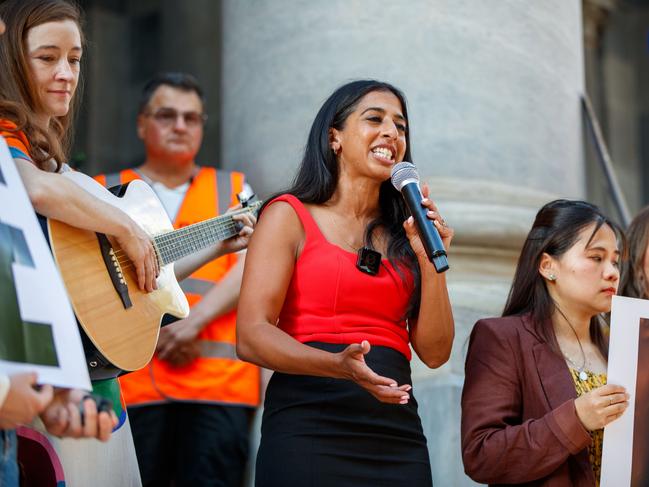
[45,104,71,119]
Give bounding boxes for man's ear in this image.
[136,114,146,140]
[539,252,557,281]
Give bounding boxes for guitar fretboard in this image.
[153,203,261,265]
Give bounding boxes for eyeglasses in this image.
[144,108,207,128]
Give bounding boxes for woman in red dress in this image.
[237,80,455,486]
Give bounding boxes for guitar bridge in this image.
[97,233,132,309]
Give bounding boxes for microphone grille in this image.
[390,161,419,191]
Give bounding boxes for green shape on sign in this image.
[0,226,24,359]
[23,321,58,366]
[0,221,59,366]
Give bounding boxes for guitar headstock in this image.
[244,200,264,219]
[237,191,263,217]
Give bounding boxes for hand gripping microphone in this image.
[390,162,449,273]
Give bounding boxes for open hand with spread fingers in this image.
[336,340,411,404]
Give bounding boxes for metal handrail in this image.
[581,94,632,226]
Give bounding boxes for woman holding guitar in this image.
[0,0,160,293]
[0,0,254,485]
[0,2,118,485]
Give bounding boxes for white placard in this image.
[0,138,90,389]
[601,295,649,487]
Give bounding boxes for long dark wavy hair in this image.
[266,79,421,318]
[503,199,624,357]
[0,0,84,171]
[620,206,649,299]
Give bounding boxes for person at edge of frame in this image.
[462,200,629,487]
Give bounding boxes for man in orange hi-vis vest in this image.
[95,73,259,487]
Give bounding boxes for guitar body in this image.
[48,171,189,378]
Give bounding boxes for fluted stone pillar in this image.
[221,2,584,485]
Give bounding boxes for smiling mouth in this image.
[371,147,394,162]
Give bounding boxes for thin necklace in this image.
[328,211,364,252]
[328,211,382,276]
[554,305,589,381]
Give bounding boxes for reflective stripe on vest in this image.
[179,277,213,296]
[200,340,238,360]
[96,167,260,407]
[217,170,234,213]
[104,172,122,189]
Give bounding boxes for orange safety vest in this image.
[94,167,260,408]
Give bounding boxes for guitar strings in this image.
[111,212,242,257]
[112,219,240,258]
[109,203,260,270]
[112,204,258,258]
[155,219,240,249]
[111,220,240,267]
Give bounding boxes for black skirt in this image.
[256,342,433,487]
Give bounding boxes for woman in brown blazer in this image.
[462,200,630,486]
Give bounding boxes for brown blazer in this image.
[461,314,595,486]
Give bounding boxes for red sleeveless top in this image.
[270,194,414,360]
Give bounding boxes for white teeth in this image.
[372,147,393,160]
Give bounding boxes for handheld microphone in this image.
[390,162,449,273]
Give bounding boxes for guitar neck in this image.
[153,204,259,265]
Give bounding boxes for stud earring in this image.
[548,274,557,282]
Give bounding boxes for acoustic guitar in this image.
[47,171,261,380]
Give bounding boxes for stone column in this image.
[221,2,584,485]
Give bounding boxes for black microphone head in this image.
[390,161,419,191]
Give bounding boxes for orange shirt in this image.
[0,120,32,161]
